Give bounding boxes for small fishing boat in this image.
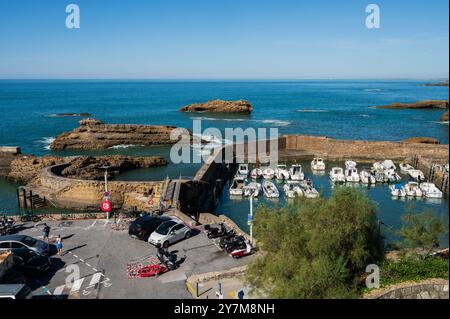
[289,164,304,181]
[345,167,360,183]
[262,167,275,180]
[385,169,401,183]
[404,181,423,197]
[359,170,376,184]
[420,183,443,199]
[329,167,346,184]
[229,176,245,196]
[283,181,303,198]
[300,182,320,199]
[243,182,261,197]
[374,171,388,183]
[262,180,280,198]
[274,164,290,181]
[311,157,326,171]
[390,184,406,197]
[372,161,384,172]
[237,164,249,177]
[345,160,357,169]
[408,169,425,182]
[250,168,263,179]
[382,160,396,171]
[399,162,414,173]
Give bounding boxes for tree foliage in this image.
[246,187,384,299]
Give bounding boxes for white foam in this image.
[39,137,55,150]
[297,109,330,113]
[364,89,383,92]
[108,144,142,149]
[256,119,291,126]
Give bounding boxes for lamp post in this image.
[100,166,110,219]
[249,193,254,245]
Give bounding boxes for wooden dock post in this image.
[21,188,27,210]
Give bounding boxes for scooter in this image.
[222,236,246,253]
[205,223,227,239]
[218,231,239,249]
[20,211,41,223]
[156,246,177,271]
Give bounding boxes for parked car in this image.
[148,219,191,248]
[0,235,50,256]
[12,250,51,276]
[0,284,32,299]
[128,215,170,241]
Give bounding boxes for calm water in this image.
[0,80,448,242]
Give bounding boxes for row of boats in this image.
[329,160,402,184]
[390,182,443,199]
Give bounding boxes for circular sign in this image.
[101,199,111,212]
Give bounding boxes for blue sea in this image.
[0,80,448,243]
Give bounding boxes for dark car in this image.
[128,215,170,240]
[0,235,50,256]
[12,250,51,276]
[0,284,33,299]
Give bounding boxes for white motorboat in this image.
[408,169,425,182]
[300,183,320,199]
[390,184,406,197]
[329,167,346,184]
[229,176,245,196]
[385,169,401,183]
[360,170,376,184]
[345,167,360,183]
[374,171,387,183]
[289,164,304,181]
[250,168,263,179]
[262,181,280,198]
[237,163,249,177]
[399,162,414,173]
[420,183,443,199]
[274,164,290,181]
[345,160,357,169]
[372,161,384,172]
[262,167,275,180]
[404,181,423,197]
[311,157,326,171]
[283,181,304,198]
[382,160,396,171]
[243,182,261,197]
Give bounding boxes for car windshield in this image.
[155,221,176,235]
[21,236,37,246]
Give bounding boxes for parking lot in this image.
[10,218,252,299]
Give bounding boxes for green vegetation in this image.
[380,256,448,287]
[246,187,384,299]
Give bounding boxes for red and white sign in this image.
[101,199,111,212]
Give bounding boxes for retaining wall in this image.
[365,279,449,299]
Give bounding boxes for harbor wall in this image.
[0,148,21,177]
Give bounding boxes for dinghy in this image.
[262,180,280,198]
[300,181,320,199]
[283,181,304,198]
[311,157,326,171]
[374,171,388,183]
[329,167,346,184]
[385,169,401,183]
[390,184,406,197]
[262,167,275,180]
[229,176,245,196]
[360,170,376,184]
[405,182,423,197]
[408,169,425,182]
[243,182,261,197]
[372,161,384,172]
[399,162,414,173]
[237,164,249,177]
[250,168,263,179]
[345,167,360,183]
[289,164,304,181]
[274,164,290,181]
[420,183,443,199]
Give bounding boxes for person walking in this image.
[55,235,63,256]
[42,223,50,242]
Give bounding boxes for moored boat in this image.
[243,182,261,197]
[262,180,280,198]
[345,167,360,183]
[399,162,414,173]
[359,170,376,184]
[237,163,249,177]
[345,160,357,169]
[390,184,406,197]
[250,168,263,179]
[262,167,275,180]
[408,169,425,182]
[329,167,346,184]
[283,181,303,198]
[404,181,423,197]
[420,182,443,199]
[229,176,246,196]
[274,164,290,181]
[289,164,304,181]
[311,157,326,171]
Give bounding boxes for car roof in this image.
[160,220,178,227]
[0,284,27,295]
[0,235,27,242]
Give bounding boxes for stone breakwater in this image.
[50,118,184,150]
[180,99,253,113]
[7,155,167,184]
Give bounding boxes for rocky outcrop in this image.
[376,100,449,110]
[424,81,449,87]
[402,137,440,145]
[50,118,184,150]
[440,111,449,122]
[8,155,167,184]
[180,100,253,113]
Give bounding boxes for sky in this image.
[0,0,448,79]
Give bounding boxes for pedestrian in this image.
[42,223,50,242]
[56,235,63,256]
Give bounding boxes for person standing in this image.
[42,223,50,242]
[55,235,63,256]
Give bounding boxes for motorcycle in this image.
[221,235,246,252]
[156,246,177,271]
[218,231,238,248]
[0,215,15,235]
[20,212,41,223]
[205,223,227,239]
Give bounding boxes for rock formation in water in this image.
[440,111,449,122]
[180,99,253,113]
[376,100,448,110]
[50,118,185,150]
[424,80,449,87]
[401,137,440,145]
[7,155,167,184]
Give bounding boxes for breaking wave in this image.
[38,137,55,150]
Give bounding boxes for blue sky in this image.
[0,0,448,79]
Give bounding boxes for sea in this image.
[0,80,448,243]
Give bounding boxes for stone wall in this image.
[365,279,449,299]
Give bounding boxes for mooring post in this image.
[21,188,27,210]
[16,188,21,209]
[29,190,33,210]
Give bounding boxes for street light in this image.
[100,166,110,219]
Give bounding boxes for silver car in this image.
[148,219,191,248]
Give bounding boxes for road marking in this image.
[85,263,91,267]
